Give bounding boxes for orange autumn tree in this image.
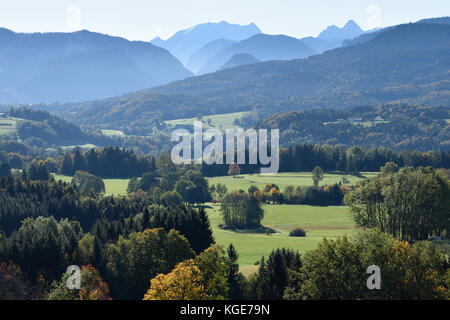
[79,265,112,300]
[47,264,111,300]
[143,259,207,300]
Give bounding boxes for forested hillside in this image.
[254,104,450,151]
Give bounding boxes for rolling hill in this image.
[254,104,450,151]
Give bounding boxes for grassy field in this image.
[0,116,20,135]
[53,174,129,195]
[164,111,249,130]
[207,204,355,275]
[324,120,390,127]
[100,129,125,137]
[208,171,378,192]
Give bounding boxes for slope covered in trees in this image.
[254,104,450,151]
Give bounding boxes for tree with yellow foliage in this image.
[143,259,206,300]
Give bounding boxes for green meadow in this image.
[53,174,129,195]
[207,204,356,275]
[208,171,377,192]
[164,111,249,130]
[0,116,20,135]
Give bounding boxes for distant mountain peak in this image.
[344,20,359,28]
[150,21,262,66]
[318,20,364,40]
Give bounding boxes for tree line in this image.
[201,144,450,177]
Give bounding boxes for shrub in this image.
[289,228,306,237]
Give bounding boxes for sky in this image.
[0,0,449,41]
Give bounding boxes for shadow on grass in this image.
[218,224,278,235]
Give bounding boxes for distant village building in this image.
[0,112,5,118]
[347,117,363,122]
[374,116,385,122]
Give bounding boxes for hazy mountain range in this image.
[156,20,367,75]
[58,20,450,135]
[0,17,448,111]
[151,21,262,65]
[197,33,317,75]
[0,29,192,103]
[0,19,371,104]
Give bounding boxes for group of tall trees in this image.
[59,147,156,178]
[220,191,264,228]
[281,183,346,206]
[345,167,450,241]
[128,168,212,205]
[72,171,105,195]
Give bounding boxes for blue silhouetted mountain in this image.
[219,53,260,70]
[187,39,237,73]
[198,34,316,74]
[343,16,450,47]
[299,37,341,54]
[21,49,157,103]
[151,21,261,66]
[418,17,450,24]
[0,28,192,103]
[317,20,364,43]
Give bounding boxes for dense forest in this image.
[253,104,450,151]
[0,166,448,300]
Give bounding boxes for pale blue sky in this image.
[0,0,449,41]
